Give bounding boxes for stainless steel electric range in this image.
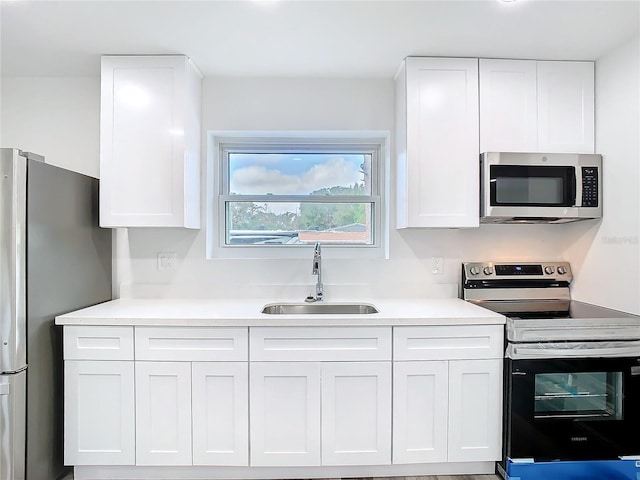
[461,261,640,479]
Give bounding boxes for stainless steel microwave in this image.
[480,152,602,224]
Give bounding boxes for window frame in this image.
[207,131,389,259]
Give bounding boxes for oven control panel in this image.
[463,262,572,282]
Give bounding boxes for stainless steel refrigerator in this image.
[0,148,112,480]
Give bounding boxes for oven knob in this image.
[557,266,567,275]
[483,266,494,275]
[469,266,480,276]
[544,266,555,274]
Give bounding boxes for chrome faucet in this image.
[305,242,323,302]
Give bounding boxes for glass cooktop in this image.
[506,301,640,343]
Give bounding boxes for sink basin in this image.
[261,302,379,315]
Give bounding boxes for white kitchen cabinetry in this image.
[479,59,537,153]
[249,327,392,467]
[480,59,594,153]
[537,61,594,153]
[392,360,449,463]
[395,57,480,228]
[192,362,249,466]
[136,359,250,467]
[321,361,392,466]
[135,361,192,466]
[447,359,502,462]
[64,326,249,468]
[249,362,321,466]
[100,55,202,228]
[62,321,503,477]
[63,327,135,466]
[135,327,249,467]
[392,325,503,464]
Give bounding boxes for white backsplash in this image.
[115,223,592,301]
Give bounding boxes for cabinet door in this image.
[135,361,192,466]
[537,61,595,153]
[447,359,503,462]
[321,362,392,466]
[392,361,448,464]
[100,55,201,228]
[399,57,479,228]
[192,362,249,466]
[479,59,537,153]
[64,360,135,465]
[249,362,321,466]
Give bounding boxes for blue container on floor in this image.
[505,458,640,479]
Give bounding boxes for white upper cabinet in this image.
[396,57,480,228]
[100,55,202,228]
[480,59,594,154]
[479,59,538,153]
[537,61,595,153]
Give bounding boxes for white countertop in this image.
[55,298,505,327]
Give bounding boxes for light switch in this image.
[431,257,444,274]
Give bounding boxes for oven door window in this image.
[490,165,575,207]
[534,372,623,420]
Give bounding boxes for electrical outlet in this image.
[157,252,177,270]
[431,256,444,274]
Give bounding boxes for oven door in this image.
[505,355,640,462]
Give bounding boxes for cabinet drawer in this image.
[394,325,503,360]
[250,327,392,361]
[64,326,134,361]
[135,327,248,361]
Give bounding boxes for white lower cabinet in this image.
[393,359,502,464]
[64,360,135,465]
[248,328,393,467]
[192,362,249,466]
[249,360,392,467]
[135,361,192,466]
[136,361,250,467]
[63,323,502,475]
[392,360,449,463]
[249,362,322,466]
[447,359,503,462]
[321,362,392,466]
[392,325,504,465]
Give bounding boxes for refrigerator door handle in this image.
[0,149,27,374]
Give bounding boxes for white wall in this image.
[564,36,640,314]
[0,77,101,178]
[0,73,613,302]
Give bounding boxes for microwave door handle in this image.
[569,169,578,206]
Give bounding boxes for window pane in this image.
[228,153,372,195]
[534,372,623,420]
[226,202,373,245]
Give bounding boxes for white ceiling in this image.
[1,0,639,78]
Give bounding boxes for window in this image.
[210,134,385,256]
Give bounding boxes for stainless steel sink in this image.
[261,302,379,315]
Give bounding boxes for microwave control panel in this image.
[581,167,599,207]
